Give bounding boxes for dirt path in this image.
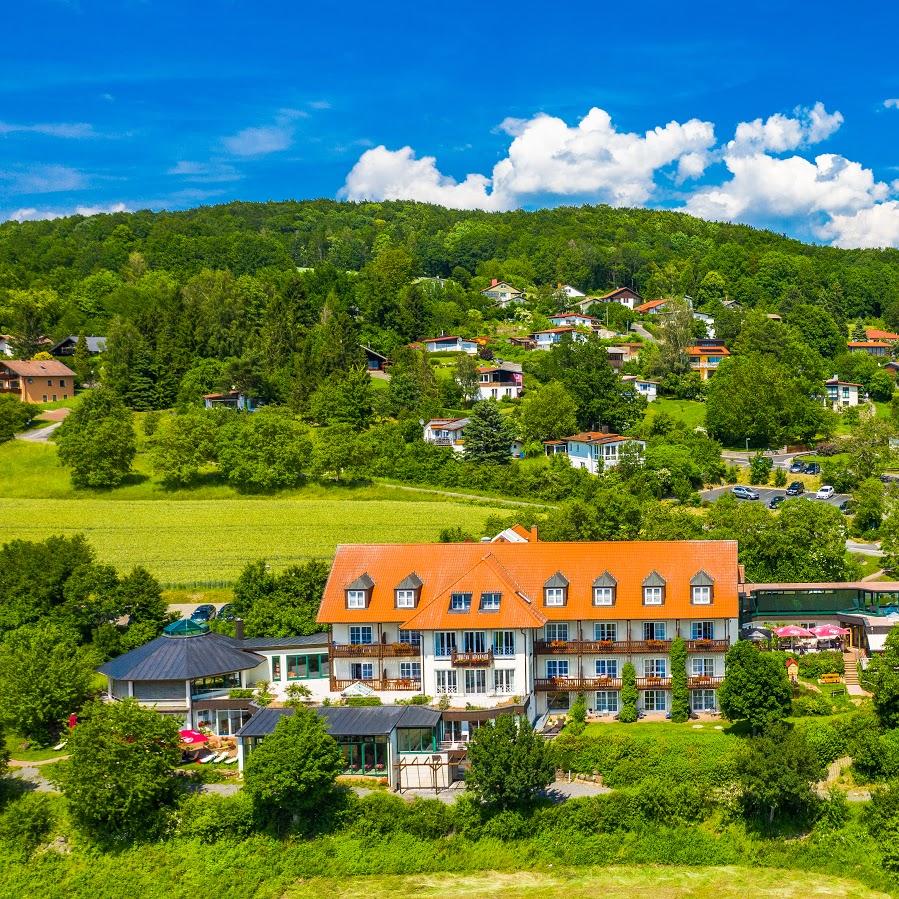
[382,481,555,508]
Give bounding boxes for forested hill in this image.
[2,199,899,319]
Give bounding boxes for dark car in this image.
[789,460,805,473]
[732,486,760,500]
[803,462,821,475]
[217,603,236,622]
[190,604,217,622]
[768,495,786,510]
[785,481,805,496]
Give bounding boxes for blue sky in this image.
[3,0,899,247]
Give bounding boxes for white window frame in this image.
[545,622,569,642]
[691,585,712,605]
[546,659,569,679]
[691,657,715,677]
[595,691,619,713]
[643,586,663,605]
[464,669,487,694]
[399,661,421,680]
[644,658,667,678]
[593,586,615,606]
[594,622,617,642]
[493,669,515,694]
[643,689,667,712]
[450,593,471,612]
[351,662,374,680]
[436,669,457,694]
[643,622,666,640]
[396,589,415,608]
[493,630,515,656]
[690,621,714,640]
[349,625,372,645]
[595,659,619,678]
[346,590,366,609]
[480,592,501,611]
[545,587,566,607]
[691,689,717,711]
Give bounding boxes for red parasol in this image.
[178,729,208,745]
[810,624,850,638]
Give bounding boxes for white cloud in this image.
[885,99,899,109]
[341,106,715,210]
[6,201,129,222]
[167,160,242,182]
[819,202,899,248]
[222,108,308,157]
[0,121,96,139]
[0,164,87,195]
[728,102,842,156]
[309,100,331,110]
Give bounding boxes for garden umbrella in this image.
[810,625,850,638]
[773,625,815,638]
[178,729,208,745]
[740,626,773,642]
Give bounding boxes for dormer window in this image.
[544,572,569,606]
[395,572,423,609]
[344,572,374,609]
[480,592,501,611]
[450,592,472,612]
[690,570,714,605]
[642,571,666,606]
[593,572,617,606]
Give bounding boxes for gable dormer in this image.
[345,572,374,609]
[642,571,666,606]
[543,572,569,607]
[395,572,423,609]
[592,571,617,606]
[690,570,714,605]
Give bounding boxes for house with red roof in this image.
[635,299,669,315]
[865,328,899,343]
[577,286,643,311]
[848,341,891,357]
[687,343,730,380]
[0,359,75,403]
[530,326,589,350]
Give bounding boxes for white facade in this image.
[422,337,479,354]
[565,435,646,474]
[423,418,467,451]
[824,379,861,409]
[481,281,524,308]
[621,375,658,402]
[531,328,589,350]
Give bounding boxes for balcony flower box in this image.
[646,676,665,685]
[549,640,568,649]
[597,640,614,650]
[647,640,665,649]
[693,639,713,648]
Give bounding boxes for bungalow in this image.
[824,377,862,409]
[635,299,668,315]
[576,286,642,312]
[421,336,479,355]
[509,336,537,349]
[481,279,524,308]
[203,390,258,412]
[687,344,730,381]
[546,431,646,475]
[865,328,899,343]
[50,335,107,356]
[423,418,468,452]
[476,361,523,400]
[0,359,75,403]
[621,374,659,402]
[530,326,589,350]
[848,341,891,357]
[362,345,389,371]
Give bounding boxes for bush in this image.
[773,467,787,487]
[791,692,835,717]
[619,663,638,723]
[851,727,899,781]
[347,792,408,837]
[402,798,453,839]
[797,651,845,679]
[175,792,257,841]
[480,808,533,840]
[798,716,854,766]
[0,793,56,853]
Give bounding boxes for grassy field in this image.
[644,398,706,430]
[284,867,887,898]
[0,440,513,585]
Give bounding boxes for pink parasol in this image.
[178,729,208,745]
[810,624,850,638]
[774,625,815,638]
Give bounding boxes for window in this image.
[271,656,282,682]
[190,672,241,696]
[58,379,65,387]
[493,631,515,656]
[691,585,712,605]
[450,592,472,612]
[642,690,667,712]
[643,622,666,641]
[398,629,421,647]
[547,691,570,711]
[287,655,308,679]
[691,689,717,711]
[285,653,329,680]
[691,621,714,640]
[435,670,457,694]
[349,626,372,645]
[480,592,501,611]
[643,586,663,605]
[593,586,615,606]
[397,727,435,752]
[595,691,619,713]
[350,662,374,680]
[544,587,565,606]
[51,395,57,402]
[546,660,569,679]
[644,658,667,678]
[396,589,415,608]
[545,622,569,642]
[47,379,52,385]
[399,661,421,680]
[494,669,515,693]
[464,669,486,694]
[595,659,618,678]
[594,622,618,642]
[691,657,715,677]
[462,631,486,653]
[346,590,366,609]
[434,632,456,658]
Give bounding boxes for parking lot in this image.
[700,485,850,508]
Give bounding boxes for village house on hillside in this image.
[687,341,730,380]
[480,279,524,308]
[864,328,899,343]
[0,358,75,403]
[605,342,642,370]
[476,360,523,400]
[621,374,658,402]
[635,299,668,315]
[544,431,646,474]
[419,335,480,355]
[848,340,892,357]
[203,390,258,411]
[576,286,643,312]
[530,326,589,350]
[423,418,468,451]
[50,335,107,356]
[824,377,862,409]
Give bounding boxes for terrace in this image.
[450,649,494,667]
[535,639,729,654]
[330,677,422,692]
[329,642,419,658]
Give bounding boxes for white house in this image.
[420,336,479,355]
[481,279,524,308]
[621,374,659,402]
[530,326,589,350]
[577,287,643,312]
[824,377,861,409]
[548,312,596,328]
[693,312,716,338]
[556,284,585,299]
[546,431,646,475]
[0,335,13,357]
[476,361,523,400]
[423,418,468,452]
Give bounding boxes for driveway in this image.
[16,421,63,442]
[701,485,850,509]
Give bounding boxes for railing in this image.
[685,640,729,653]
[451,649,494,667]
[635,677,673,689]
[535,638,730,655]
[329,642,419,658]
[535,677,623,691]
[687,676,724,688]
[330,677,421,692]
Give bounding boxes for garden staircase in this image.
[843,653,860,688]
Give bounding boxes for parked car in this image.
[732,486,760,500]
[190,604,217,622]
[217,603,236,621]
[768,495,786,510]
[785,481,805,496]
[789,460,805,473]
[803,462,821,475]
[816,485,835,500]
[839,499,853,515]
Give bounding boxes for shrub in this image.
[402,798,453,839]
[619,663,638,723]
[773,467,787,487]
[851,727,899,781]
[480,808,533,840]
[175,792,257,841]
[347,792,408,837]
[0,793,56,853]
[797,718,850,766]
[791,692,835,717]
[797,651,845,679]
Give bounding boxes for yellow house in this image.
[0,359,76,404]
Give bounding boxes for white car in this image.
[816,485,835,500]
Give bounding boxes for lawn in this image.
[4,734,68,763]
[283,867,886,899]
[644,398,706,430]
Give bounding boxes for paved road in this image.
[15,421,62,442]
[630,322,656,343]
[847,540,884,557]
[701,485,850,508]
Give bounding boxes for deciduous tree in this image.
[719,640,792,733]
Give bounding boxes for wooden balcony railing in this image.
[687,676,724,688]
[635,676,672,689]
[535,638,730,655]
[330,677,421,692]
[535,677,623,692]
[329,642,419,658]
[685,640,730,653]
[451,649,494,667]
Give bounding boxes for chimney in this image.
[530,526,539,542]
[234,618,244,641]
[491,278,498,287]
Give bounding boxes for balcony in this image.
[330,677,421,692]
[635,676,672,689]
[685,640,730,653]
[451,649,494,667]
[535,676,623,692]
[688,676,724,689]
[534,639,729,655]
[329,642,419,658]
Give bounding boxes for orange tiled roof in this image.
[318,540,740,627]
[848,341,891,349]
[635,299,667,313]
[687,346,730,357]
[865,328,899,341]
[563,431,633,444]
[3,359,75,377]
